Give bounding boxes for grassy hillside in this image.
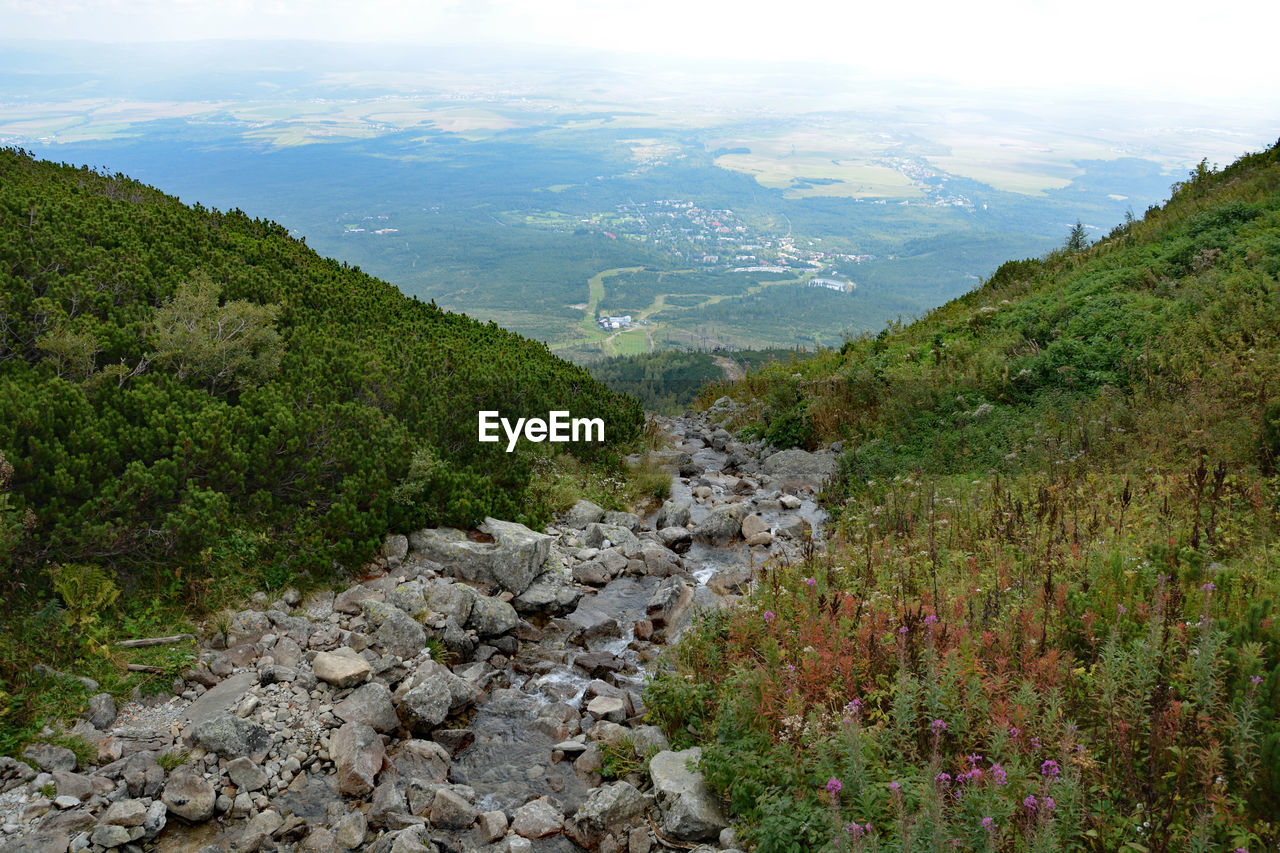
[0,148,642,748]
[648,142,1280,850]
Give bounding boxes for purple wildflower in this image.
[935,772,952,786]
[925,613,938,625]
[889,781,901,793]
[764,610,775,623]
[1251,675,1263,685]
[898,625,909,635]
[804,577,816,586]
[1201,581,1217,592]
[982,817,996,832]
[1008,726,1020,739]
[1024,794,1037,811]
[1044,796,1056,812]
[931,719,947,733]
[1117,604,1126,615]
[826,777,842,796]
[990,762,1007,785]
[1041,759,1060,778]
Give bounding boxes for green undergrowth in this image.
[652,142,1280,851]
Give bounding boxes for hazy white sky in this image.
[4,0,1279,103]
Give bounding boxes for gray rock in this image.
[52,770,94,802]
[226,610,272,646]
[85,693,117,730]
[368,778,408,828]
[191,714,270,759]
[181,670,257,726]
[511,796,563,838]
[361,600,426,659]
[335,682,400,734]
[657,526,692,554]
[22,743,76,772]
[602,511,642,531]
[741,514,770,539]
[646,577,692,628]
[162,764,216,822]
[333,586,379,615]
[423,580,477,625]
[466,596,520,637]
[90,824,132,848]
[648,748,727,841]
[333,809,367,849]
[226,756,268,792]
[561,499,605,529]
[331,722,385,797]
[761,448,837,489]
[391,739,450,783]
[656,500,691,529]
[409,518,552,595]
[573,559,615,586]
[691,504,747,545]
[0,831,70,853]
[586,695,628,723]
[567,781,651,850]
[512,574,583,615]
[387,581,430,619]
[473,809,508,844]
[313,650,372,688]
[142,799,167,839]
[99,798,147,826]
[383,534,410,561]
[584,523,641,555]
[429,787,477,830]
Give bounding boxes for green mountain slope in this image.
[0,146,641,582]
[648,142,1280,849]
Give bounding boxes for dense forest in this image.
[588,347,813,413]
[647,142,1280,849]
[0,144,641,620]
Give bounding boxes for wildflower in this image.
[990,762,1007,785]
[1251,674,1263,685]
[982,817,996,832]
[935,772,952,786]
[1117,604,1126,615]
[846,698,863,716]
[931,719,947,733]
[1041,759,1060,778]
[898,625,909,635]
[1024,794,1037,811]
[1008,725,1020,739]
[764,610,775,623]
[1201,581,1216,592]
[889,781,901,793]
[1031,736,1042,750]
[924,613,938,625]
[826,777,842,796]
[1044,796,1056,812]
[804,577,816,586]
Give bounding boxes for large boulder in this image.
[191,714,270,759]
[511,796,564,838]
[423,580,478,625]
[761,448,838,490]
[162,764,216,822]
[583,523,641,555]
[648,748,727,841]
[361,599,427,659]
[567,781,651,850]
[692,503,748,545]
[395,661,478,732]
[331,722,385,797]
[391,739,450,783]
[409,518,552,595]
[334,682,401,734]
[561,499,605,529]
[655,499,691,530]
[466,595,520,637]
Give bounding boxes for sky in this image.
[4,0,1279,105]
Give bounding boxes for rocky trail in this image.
[0,401,839,853]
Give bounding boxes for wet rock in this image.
[573,651,626,679]
[574,559,616,586]
[162,764,216,822]
[84,693,117,730]
[332,722,386,797]
[335,682,400,733]
[396,661,477,731]
[640,542,681,577]
[409,518,552,596]
[191,713,270,759]
[429,786,477,830]
[512,796,564,838]
[586,695,628,723]
[301,827,339,851]
[313,650,372,688]
[467,595,520,637]
[431,728,475,756]
[649,748,727,841]
[513,574,583,615]
[778,493,802,510]
[603,511,642,532]
[368,778,409,828]
[746,531,773,547]
[562,500,606,529]
[692,503,747,545]
[361,600,427,659]
[333,809,367,849]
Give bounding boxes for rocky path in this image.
[0,401,839,853]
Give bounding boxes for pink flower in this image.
[1008,726,1020,739]
[935,772,952,786]
[764,610,775,623]
[982,817,996,832]
[804,577,816,586]
[1201,581,1217,592]
[931,718,947,733]
[826,777,842,796]
[1044,796,1056,812]
[1024,794,1037,811]
[889,781,901,793]
[1251,675,1263,685]
[898,625,909,635]
[1041,759,1060,778]
[924,613,938,624]
[990,762,1007,785]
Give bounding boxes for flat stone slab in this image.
[182,671,256,725]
